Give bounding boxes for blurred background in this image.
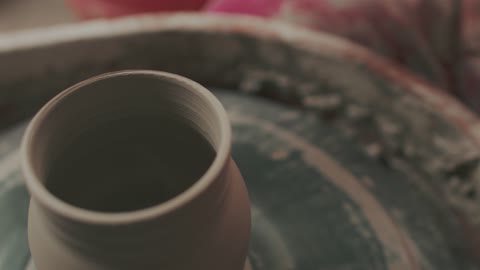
[0,0,73,31]
[1,0,477,115]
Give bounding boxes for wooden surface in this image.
[1,14,480,270]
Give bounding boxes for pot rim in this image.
[21,70,232,225]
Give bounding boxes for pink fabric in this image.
[207,0,282,16]
[68,0,207,18]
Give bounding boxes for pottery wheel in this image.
[0,90,473,270]
[1,14,480,270]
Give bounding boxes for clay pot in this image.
[21,70,251,270]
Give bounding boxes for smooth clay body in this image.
[21,71,251,270]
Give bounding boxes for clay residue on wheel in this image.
[237,65,480,229]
